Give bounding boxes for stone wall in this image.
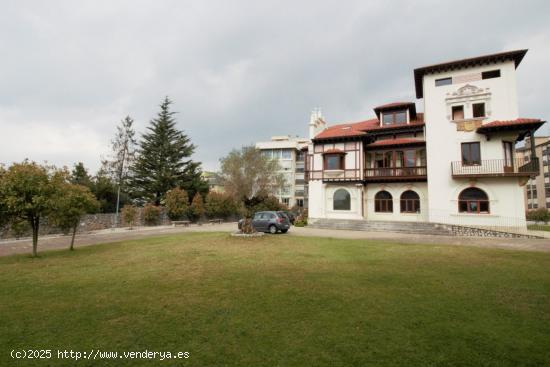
[0,208,174,240]
[438,224,541,239]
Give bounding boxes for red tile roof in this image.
[314,113,424,140]
[479,118,542,128]
[366,138,425,148]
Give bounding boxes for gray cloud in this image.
[1,0,549,172]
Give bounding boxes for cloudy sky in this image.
[1,0,549,173]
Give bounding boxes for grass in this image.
[528,224,550,232]
[1,233,549,366]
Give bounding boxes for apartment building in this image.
[256,135,309,208]
[306,49,546,229]
[516,137,550,210]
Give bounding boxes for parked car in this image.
[238,211,291,234]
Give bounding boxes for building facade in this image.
[516,137,550,210]
[256,136,309,208]
[201,171,225,193]
[306,50,546,229]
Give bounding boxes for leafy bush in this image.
[294,208,308,227]
[143,203,161,226]
[243,195,285,217]
[187,193,205,222]
[205,192,237,219]
[121,204,138,229]
[526,208,550,224]
[165,187,189,220]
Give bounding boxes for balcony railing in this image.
[451,158,539,178]
[364,166,427,181]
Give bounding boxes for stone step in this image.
[309,219,453,236]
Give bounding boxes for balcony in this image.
[364,166,427,182]
[451,158,539,178]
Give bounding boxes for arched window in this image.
[458,188,489,213]
[333,189,351,210]
[375,191,393,213]
[400,190,420,213]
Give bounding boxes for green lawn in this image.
[1,233,549,366]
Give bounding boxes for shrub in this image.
[165,187,189,220]
[294,208,308,227]
[526,208,550,224]
[188,193,205,222]
[143,203,161,226]
[243,195,285,217]
[121,204,138,229]
[205,192,237,219]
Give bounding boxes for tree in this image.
[187,193,205,222]
[90,170,118,213]
[219,146,285,202]
[131,97,207,205]
[49,184,99,251]
[142,203,161,226]
[70,162,93,188]
[103,116,137,225]
[165,187,189,220]
[0,161,63,257]
[205,192,237,219]
[121,205,138,229]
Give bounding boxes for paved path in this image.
[1,223,549,257]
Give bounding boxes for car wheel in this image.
[268,225,277,234]
[281,229,288,233]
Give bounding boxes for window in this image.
[375,191,393,213]
[400,191,420,213]
[262,150,272,159]
[324,154,345,170]
[435,77,452,86]
[333,189,351,211]
[482,69,501,80]
[382,110,407,125]
[282,198,290,206]
[473,103,485,118]
[296,199,304,208]
[282,149,292,159]
[503,141,514,167]
[458,188,489,213]
[452,105,464,120]
[461,142,481,165]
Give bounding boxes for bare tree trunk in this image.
[31,217,39,257]
[70,224,77,251]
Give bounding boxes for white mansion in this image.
[306,50,546,229]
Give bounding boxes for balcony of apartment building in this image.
[451,141,539,178]
[451,157,539,178]
[363,139,427,182]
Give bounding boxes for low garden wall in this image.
[0,208,173,240]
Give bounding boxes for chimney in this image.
[308,108,326,139]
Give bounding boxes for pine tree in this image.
[131,97,207,205]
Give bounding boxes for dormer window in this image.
[382,110,407,126]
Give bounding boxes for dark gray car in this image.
[253,211,290,234]
[238,211,290,234]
